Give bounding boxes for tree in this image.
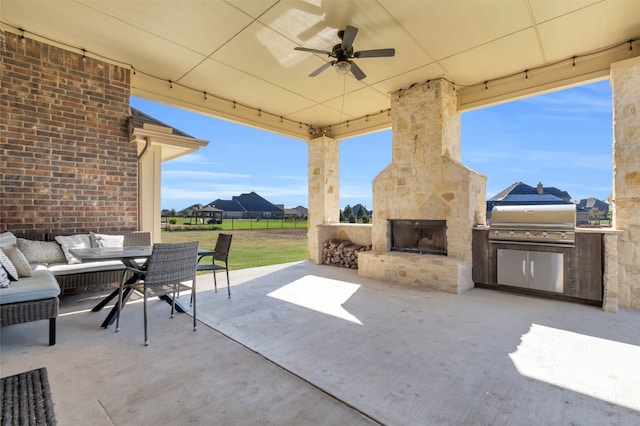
[589,207,605,224]
[342,205,353,222]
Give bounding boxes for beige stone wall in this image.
[359,79,486,293]
[307,136,341,263]
[317,224,372,248]
[611,56,640,309]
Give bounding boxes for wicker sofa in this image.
[0,230,151,346]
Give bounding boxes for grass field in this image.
[161,217,307,232]
[160,228,308,271]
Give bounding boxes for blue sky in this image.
[130,79,613,211]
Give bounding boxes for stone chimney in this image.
[537,182,544,194]
[358,80,486,294]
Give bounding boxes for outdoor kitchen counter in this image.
[472,227,614,306]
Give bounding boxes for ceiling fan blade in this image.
[354,48,396,58]
[295,47,332,55]
[349,60,366,80]
[341,25,358,51]
[309,61,335,77]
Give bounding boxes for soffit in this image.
[2,0,639,140]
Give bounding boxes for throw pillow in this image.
[0,231,17,249]
[17,238,67,264]
[0,250,19,281]
[90,232,125,248]
[55,234,92,264]
[1,246,32,277]
[0,266,10,288]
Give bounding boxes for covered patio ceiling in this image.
[2,1,639,140]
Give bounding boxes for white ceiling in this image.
[2,0,639,140]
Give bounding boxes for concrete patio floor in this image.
[1,260,639,425]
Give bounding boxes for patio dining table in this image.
[69,246,188,328]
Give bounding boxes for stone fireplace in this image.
[358,80,486,293]
[390,219,447,256]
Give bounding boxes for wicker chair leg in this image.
[49,318,56,346]
[226,269,231,298]
[213,270,218,293]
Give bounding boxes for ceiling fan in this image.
[294,25,395,81]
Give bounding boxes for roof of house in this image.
[208,192,283,213]
[577,197,609,213]
[488,182,572,204]
[352,204,371,216]
[207,199,245,212]
[129,107,194,138]
[233,192,283,212]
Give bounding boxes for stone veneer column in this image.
[307,135,341,263]
[611,56,640,310]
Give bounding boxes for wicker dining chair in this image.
[197,233,233,298]
[115,241,199,346]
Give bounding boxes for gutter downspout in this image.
[139,136,152,160]
[138,137,153,231]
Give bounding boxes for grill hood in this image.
[490,204,576,228]
[489,204,577,246]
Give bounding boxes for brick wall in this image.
[1,32,137,234]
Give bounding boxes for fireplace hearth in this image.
[390,220,447,256]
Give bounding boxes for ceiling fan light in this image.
[335,61,350,76]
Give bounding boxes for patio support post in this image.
[307,135,341,263]
[610,55,640,310]
[138,143,163,243]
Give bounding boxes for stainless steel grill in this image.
[489,204,576,247]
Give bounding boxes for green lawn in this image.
[162,217,307,232]
[160,228,308,271]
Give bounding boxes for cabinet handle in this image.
[530,260,534,280]
[522,259,526,278]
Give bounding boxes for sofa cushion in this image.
[17,239,67,264]
[0,231,17,249]
[2,246,32,277]
[55,234,92,264]
[0,250,19,281]
[0,268,60,304]
[47,260,126,276]
[90,232,124,248]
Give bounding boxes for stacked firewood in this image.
[322,239,372,269]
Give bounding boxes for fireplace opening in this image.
[390,220,447,256]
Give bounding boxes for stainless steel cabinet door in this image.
[497,248,564,293]
[528,251,564,293]
[497,249,528,288]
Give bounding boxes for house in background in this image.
[283,206,308,219]
[486,182,573,222]
[208,191,284,220]
[576,197,610,225]
[352,204,372,218]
